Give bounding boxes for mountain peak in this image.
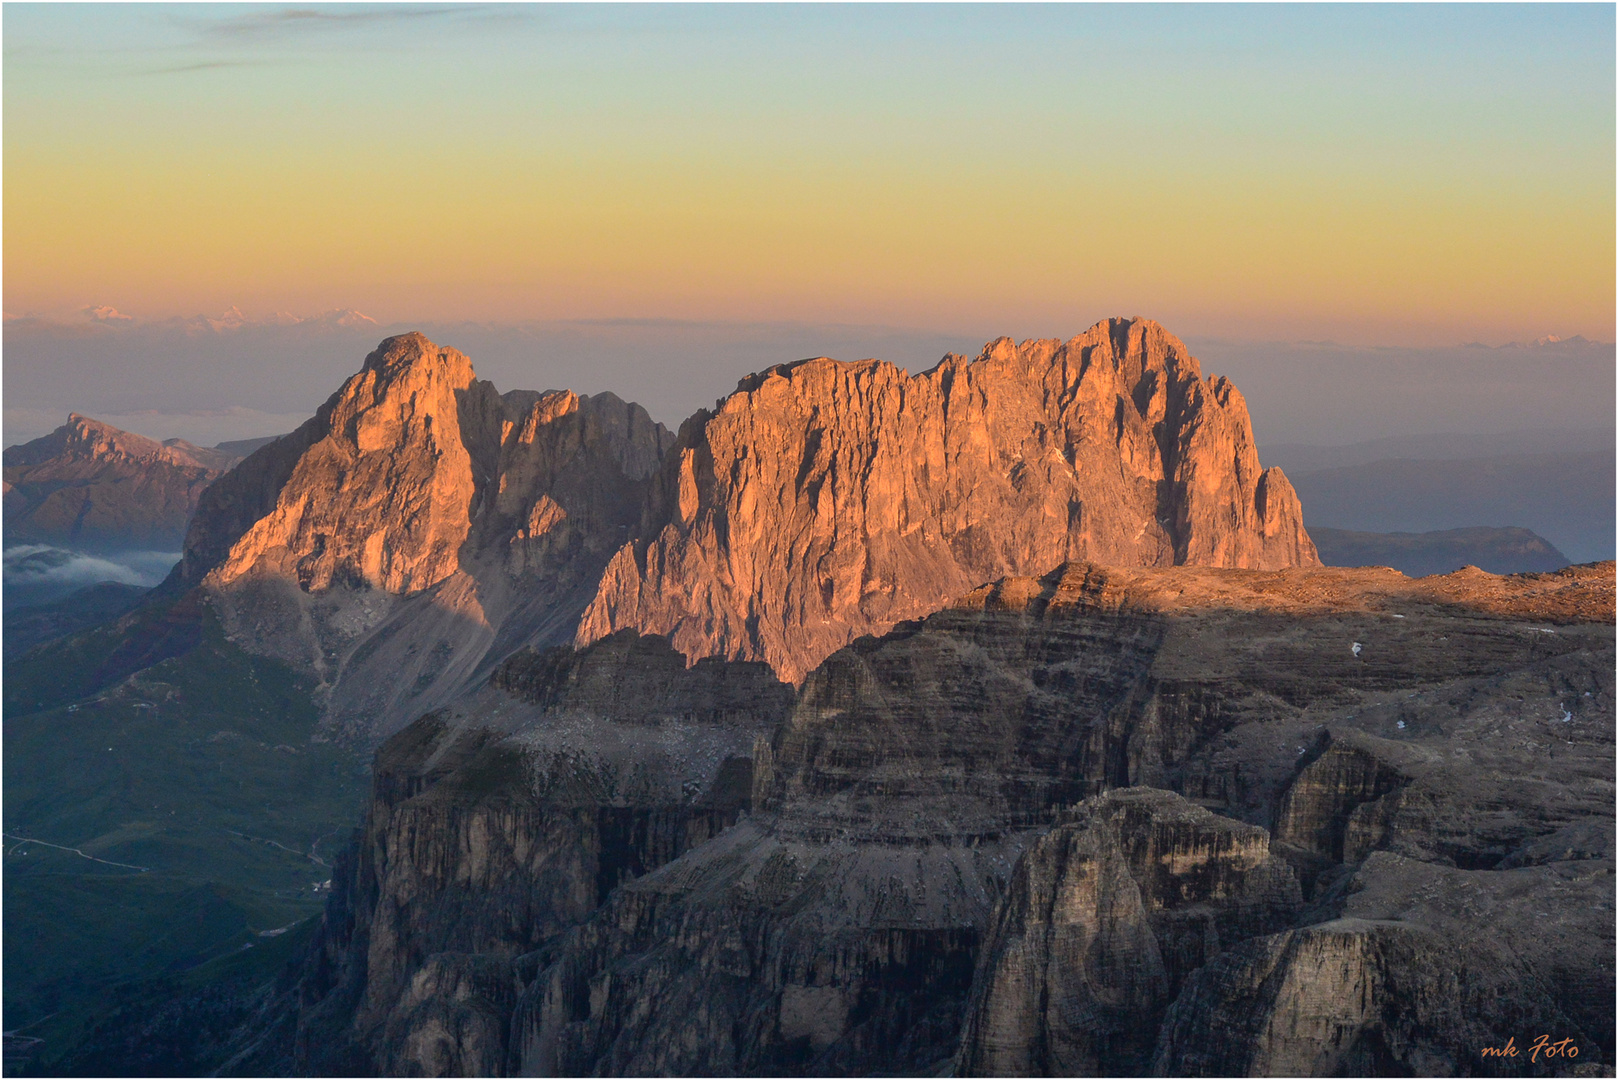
[3,414,238,550]
[579,315,1314,681]
[360,331,476,386]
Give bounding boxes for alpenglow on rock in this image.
[175,320,1316,736]
[578,316,1318,680]
[176,332,676,740]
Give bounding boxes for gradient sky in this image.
[5,3,1614,344]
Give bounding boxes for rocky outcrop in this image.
[179,332,676,742]
[131,322,1608,1076]
[219,556,1612,1077]
[286,630,792,1075]
[3,413,243,550]
[947,564,1616,1078]
[578,317,1317,681]
[955,790,1300,1077]
[202,334,484,594]
[173,320,1315,738]
[1271,728,1424,879]
[502,562,1612,1077]
[1156,872,1610,1078]
[515,818,998,1078]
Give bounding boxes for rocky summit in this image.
[577,317,1317,681]
[175,319,1316,741]
[30,322,1611,1079]
[3,413,245,550]
[177,331,675,742]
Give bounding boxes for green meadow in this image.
[3,597,368,1074]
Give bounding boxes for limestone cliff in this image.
[955,790,1300,1077]
[3,413,241,550]
[201,333,484,594]
[212,561,1613,1076]
[287,631,791,1075]
[577,317,1318,681]
[174,320,1313,736]
[508,564,1611,1076]
[177,332,676,741]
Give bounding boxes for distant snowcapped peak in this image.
[83,304,135,323]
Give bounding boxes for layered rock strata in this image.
[286,631,792,1075]
[955,789,1301,1077]
[579,317,1317,681]
[174,321,1318,744]
[1156,841,1614,1077]
[147,323,1612,1076]
[257,560,1614,1077]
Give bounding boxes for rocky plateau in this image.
[16,321,1613,1079]
[215,558,1613,1078]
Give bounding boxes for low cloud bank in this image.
[3,545,179,609]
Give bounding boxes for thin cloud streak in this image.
[197,5,495,42]
[132,58,291,76]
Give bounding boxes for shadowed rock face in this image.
[286,631,793,1076]
[3,413,242,550]
[578,317,1317,682]
[193,556,1615,1078]
[955,790,1301,1077]
[179,332,676,742]
[173,321,1317,743]
[247,560,1611,1078]
[140,325,1608,1076]
[1155,899,1606,1079]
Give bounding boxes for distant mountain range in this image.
[5,319,1612,1079]
[8,305,381,335]
[3,414,255,552]
[1261,426,1614,474]
[1309,525,1570,578]
[2,418,286,609]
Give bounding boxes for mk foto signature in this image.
[1481,1036,1579,1063]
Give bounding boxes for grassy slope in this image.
[3,597,368,1074]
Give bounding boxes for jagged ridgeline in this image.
[30,322,1613,1077]
[4,413,247,551]
[173,318,1315,744]
[234,561,1610,1077]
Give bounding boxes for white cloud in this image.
[3,545,179,588]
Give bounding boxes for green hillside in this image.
[3,597,367,1074]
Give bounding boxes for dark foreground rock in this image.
[955,789,1301,1076]
[274,631,792,1076]
[225,561,1612,1077]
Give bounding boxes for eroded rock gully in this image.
[256,560,1614,1077]
[177,318,1316,744]
[577,317,1317,682]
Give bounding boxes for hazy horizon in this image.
[5,3,1612,558]
[6,4,1613,342]
[5,309,1614,449]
